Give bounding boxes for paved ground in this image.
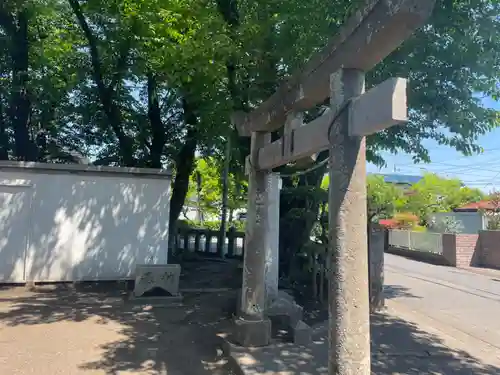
[0,284,238,375]
[229,255,500,374]
[2,256,500,374]
[385,252,500,361]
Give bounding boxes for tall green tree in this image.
[405,173,484,222]
[0,0,498,264]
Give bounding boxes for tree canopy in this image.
[366,174,405,222]
[404,173,484,222]
[0,0,498,233]
[186,157,247,220]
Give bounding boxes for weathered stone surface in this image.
[328,69,371,374]
[239,132,270,322]
[234,317,271,347]
[293,320,312,346]
[277,290,296,303]
[265,173,280,307]
[133,264,181,297]
[266,296,303,328]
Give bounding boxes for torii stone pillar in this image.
[265,173,281,307]
[328,69,371,374]
[234,132,272,347]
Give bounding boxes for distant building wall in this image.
[428,212,485,234]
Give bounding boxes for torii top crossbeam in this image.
[233,0,435,136]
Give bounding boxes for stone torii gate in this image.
[232,0,435,374]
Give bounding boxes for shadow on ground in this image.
[0,260,241,375]
[383,284,422,300]
[370,312,500,375]
[1,261,499,374]
[299,284,420,327]
[236,283,500,374]
[231,308,500,375]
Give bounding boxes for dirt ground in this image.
[0,259,243,375]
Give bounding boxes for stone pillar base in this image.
[234,317,271,347]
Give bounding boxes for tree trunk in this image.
[147,72,166,168]
[68,0,135,167]
[10,9,36,161]
[168,98,198,245]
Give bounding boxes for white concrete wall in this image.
[0,165,171,283]
[0,179,33,282]
[428,212,485,234]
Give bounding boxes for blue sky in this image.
[367,97,500,193]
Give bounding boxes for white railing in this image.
[389,230,443,255]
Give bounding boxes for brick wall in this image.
[479,231,500,269]
[442,232,500,269]
[454,234,480,267]
[386,231,500,270]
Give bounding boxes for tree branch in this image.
[0,8,15,35]
[67,0,108,98]
[109,20,137,90]
[68,0,135,166]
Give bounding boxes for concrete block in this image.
[234,317,271,347]
[293,320,312,346]
[133,264,181,297]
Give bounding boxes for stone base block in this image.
[133,264,181,297]
[276,290,296,303]
[234,317,271,347]
[293,320,312,346]
[266,297,303,328]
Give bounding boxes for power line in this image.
[399,164,499,178]
[395,146,500,166]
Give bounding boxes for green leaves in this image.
[367,0,500,164]
[366,175,404,222]
[403,173,484,222]
[186,157,248,218]
[0,0,498,184]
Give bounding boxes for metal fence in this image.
[389,230,443,255]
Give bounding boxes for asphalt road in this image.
[385,253,500,363]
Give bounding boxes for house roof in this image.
[379,219,398,228]
[373,174,423,185]
[454,200,497,211]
